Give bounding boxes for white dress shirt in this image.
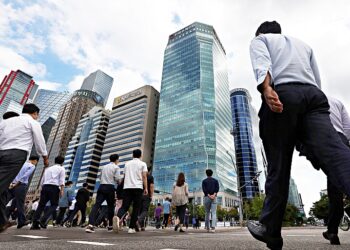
[123,158,148,189]
[0,114,47,156]
[250,34,321,88]
[328,96,350,141]
[41,164,65,187]
[100,162,120,185]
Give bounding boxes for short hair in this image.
[66,181,73,186]
[110,154,119,162]
[55,156,65,165]
[22,103,40,114]
[83,183,88,188]
[157,203,161,206]
[29,155,40,161]
[2,111,19,120]
[255,21,282,37]
[206,169,213,177]
[133,149,142,158]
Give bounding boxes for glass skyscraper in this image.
[230,88,260,199]
[33,89,71,125]
[153,22,237,207]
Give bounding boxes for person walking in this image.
[172,172,189,233]
[30,156,65,230]
[85,154,120,233]
[137,167,154,231]
[162,197,171,229]
[154,203,162,229]
[184,208,190,230]
[248,21,350,250]
[202,169,219,233]
[114,149,148,234]
[7,156,39,228]
[55,181,74,226]
[0,104,49,232]
[66,183,90,227]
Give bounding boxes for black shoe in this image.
[30,222,41,230]
[39,221,47,229]
[322,231,340,245]
[179,229,185,233]
[174,224,179,231]
[247,221,283,250]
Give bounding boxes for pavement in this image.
[0,226,349,249]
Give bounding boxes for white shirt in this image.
[41,164,65,187]
[100,162,120,185]
[328,97,350,141]
[250,34,321,88]
[123,158,148,189]
[32,201,39,211]
[69,199,76,210]
[0,114,47,156]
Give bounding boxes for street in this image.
[0,226,349,249]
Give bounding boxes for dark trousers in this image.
[33,185,60,224]
[163,213,170,227]
[138,195,151,227]
[0,149,27,227]
[117,189,143,229]
[88,184,115,227]
[176,205,186,224]
[95,206,108,226]
[7,183,28,225]
[67,203,86,225]
[259,83,350,237]
[55,207,68,225]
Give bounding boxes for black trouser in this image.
[88,184,115,227]
[0,149,27,227]
[55,207,68,225]
[117,189,143,229]
[7,183,28,226]
[138,195,151,228]
[33,185,60,224]
[259,83,350,237]
[67,203,86,225]
[176,205,186,225]
[95,206,108,226]
[163,213,170,227]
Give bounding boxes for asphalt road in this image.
[0,226,349,249]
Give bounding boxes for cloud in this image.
[36,80,64,91]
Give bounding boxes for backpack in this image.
[172,183,188,206]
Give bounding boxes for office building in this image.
[152,22,237,208]
[80,70,113,106]
[288,178,306,216]
[95,85,159,191]
[0,70,38,118]
[230,88,260,199]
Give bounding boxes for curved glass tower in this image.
[230,88,260,199]
[153,22,237,205]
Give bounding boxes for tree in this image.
[309,195,329,223]
[283,204,299,226]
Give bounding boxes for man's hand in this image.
[43,156,49,167]
[263,86,283,113]
[144,189,148,196]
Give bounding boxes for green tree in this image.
[309,195,329,222]
[283,204,299,226]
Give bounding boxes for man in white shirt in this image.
[114,149,148,234]
[30,156,65,230]
[0,104,48,233]
[85,154,120,233]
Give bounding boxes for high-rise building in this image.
[33,89,71,125]
[153,22,237,208]
[0,70,38,118]
[63,107,110,192]
[80,70,113,106]
[95,85,159,191]
[230,88,260,199]
[288,178,305,216]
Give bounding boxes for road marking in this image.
[15,235,48,239]
[67,241,115,246]
[286,235,318,237]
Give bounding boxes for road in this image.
[0,226,349,249]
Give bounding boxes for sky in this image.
[1,0,350,214]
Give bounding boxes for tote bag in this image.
[172,183,188,206]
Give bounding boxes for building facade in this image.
[33,89,71,125]
[153,22,237,208]
[0,70,38,118]
[230,88,260,199]
[80,70,113,106]
[95,85,159,191]
[63,107,110,193]
[288,177,306,216]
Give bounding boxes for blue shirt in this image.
[58,186,75,208]
[250,34,321,88]
[163,200,171,214]
[12,162,35,185]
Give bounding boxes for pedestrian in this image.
[137,167,154,231]
[85,154,120,233]
[30,156,65,230]
[114,149,148,234]
[162,197,171,229]
[66,183,90,227]
[95,201,108,227]
[28,198,39,222]
[63,198,76,226]
[172,172,189,233]
[2,111,19,120]
[297,96,350,245]
[202,169,219,233]
[184,208,190,230]
[55,181,74,226]
[248,21,350,250]
[154,203,162,229]
[0,104,49,233]
[7,155,39,228]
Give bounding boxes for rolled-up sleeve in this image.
[31,120,48,156]
[250,36,273,87]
